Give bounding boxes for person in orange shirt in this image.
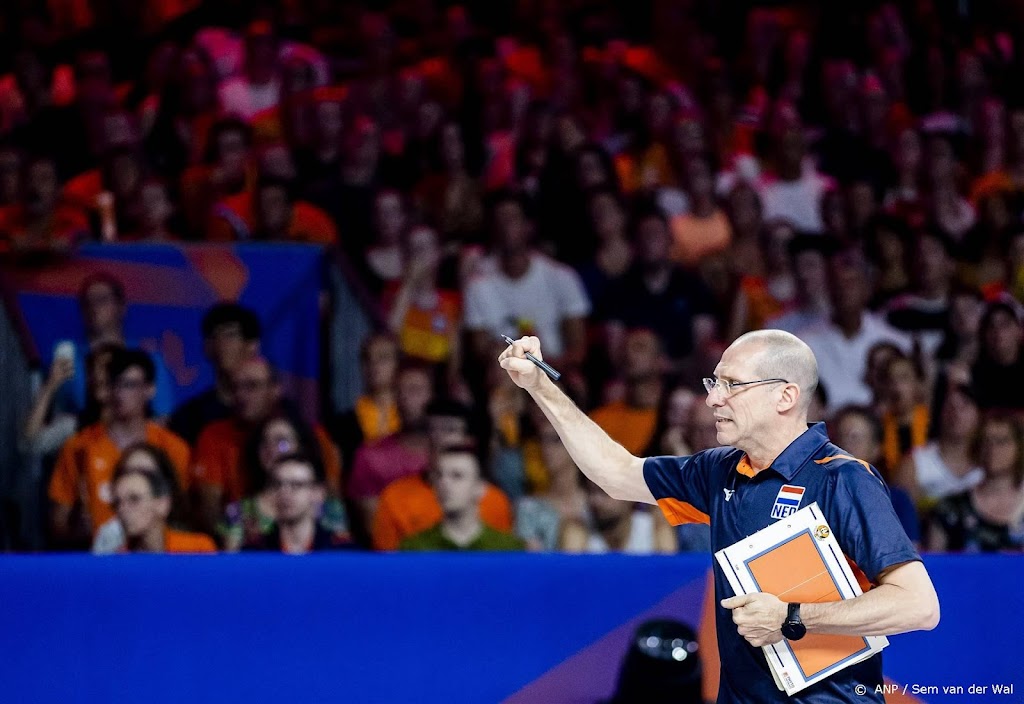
[669,156,733,267]
[0,155,90,251]
[206,175,338,244]
[108,443,215,554]
[49,349,190,548]
[371,398,512,550]
[372,472,513,551]
[590,328,664,456]
[191,355,340,533]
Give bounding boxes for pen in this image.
[501,334,562,381]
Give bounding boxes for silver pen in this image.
[501,335,562,381]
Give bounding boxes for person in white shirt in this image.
[895,381,984,507]
[798,248,912,413]
[463,192,590,366]
[217,21,282,121]
[757,125,834,234]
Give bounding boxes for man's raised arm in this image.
[499,336,654,504]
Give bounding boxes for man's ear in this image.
[778,383,800,414]
[146,382,157,402]
[155,495,172,521]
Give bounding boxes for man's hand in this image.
[498,336,545,391]
[721,593,788,647]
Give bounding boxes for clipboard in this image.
[714,503,887,696]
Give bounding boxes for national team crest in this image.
[770,485,805,520]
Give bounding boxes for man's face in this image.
[25,159,59,216]
[493,201,530,254]
[397,369,433,426]
[216,129,249,178]
[636,216,670,264]
[110,367,154,421]
[941,387,979,440]
[140,181,173,229]
[705,342,782,449]
[206,322,256,374]
[885,358,918,410]
[232,359,279,423]
[363,337,398,390]
[271,460,322,525]
[623,329,661,381]
[374,192,405,245]
[829,258,870,317]
[81,281,124,334]
[794,250,827,299]
[114,472,168,539]
[433,452,482,515]
[257,185,291,235]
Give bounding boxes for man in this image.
[764,235,835,335]
[601,209,717,368]
[245,453,353,554]
[168,303,261,445]
[758,122,834,234]
[798,248,911,413]
[400,443,523,551]
[463,191,590,369]
[217,21,282,121]
[499,330,939,703]
[191,356,340,533]
[110,449,215,554]
[371,400,514,551]
[54,274,175,418]
[49,349,190,546]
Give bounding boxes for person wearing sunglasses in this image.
[499,329,939,704]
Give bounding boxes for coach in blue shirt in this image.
[500,329,939,703]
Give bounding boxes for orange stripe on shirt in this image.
[814,454,873,473]
[656,497,710,526]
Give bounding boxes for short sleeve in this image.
[643,450,720,526]
[829,463,921,583]
[552,265,591,319]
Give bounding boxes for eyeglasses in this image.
[112,492,153,509]
[268,478,317,492]
[113,378,149,391]
[702,376,788,396]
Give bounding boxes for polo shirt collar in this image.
[735,422,831,480]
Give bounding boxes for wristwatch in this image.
[781,603,806,641]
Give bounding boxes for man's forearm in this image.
[802,582,939,637]
[528,375,650,503]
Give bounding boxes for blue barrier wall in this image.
[0,554,1019,704]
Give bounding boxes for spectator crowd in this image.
[6,0,1024,554]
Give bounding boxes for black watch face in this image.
[783,621,807,640]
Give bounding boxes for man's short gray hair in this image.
[733,329,819,412]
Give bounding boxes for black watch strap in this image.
[787,603,801,622]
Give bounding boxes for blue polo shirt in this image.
[644,422,921,704]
